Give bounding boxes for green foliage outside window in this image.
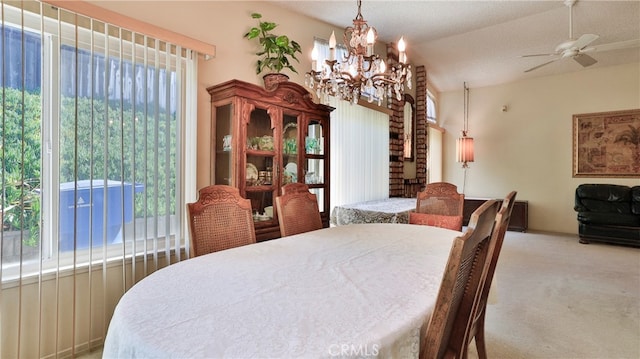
[2,86,176,248]
[58,95,177,219]
[1,88,41,247]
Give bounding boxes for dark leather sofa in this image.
[574,184,640,247]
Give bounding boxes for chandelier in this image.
[304,0,412,105]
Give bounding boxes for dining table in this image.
[330,198,417,226]
[102,223,460,358]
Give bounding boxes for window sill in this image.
[1,237,187,289]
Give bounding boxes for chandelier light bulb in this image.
[366,28,375,44]
[398,37,406,52]
[329,31,336,48]
[398,37,406,63]
[366,28,375,56]
[329,31,337,60]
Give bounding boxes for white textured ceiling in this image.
[271,0,640,93]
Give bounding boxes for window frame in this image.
[426,89,437,124]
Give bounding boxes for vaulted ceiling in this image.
[271,0,640,93]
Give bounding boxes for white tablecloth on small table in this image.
[103,223,459,359]
[330,198,417,226]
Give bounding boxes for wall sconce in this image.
[456,82,474,168]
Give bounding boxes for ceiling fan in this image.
[522,0,640,73]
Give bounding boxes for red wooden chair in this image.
[275,183,322,237]
[186,185,256,257]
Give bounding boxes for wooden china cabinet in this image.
[207,79,334,241]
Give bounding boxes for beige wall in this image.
[439,62,640,234]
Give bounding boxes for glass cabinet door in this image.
[214,103,233,185]
[281,113,299,186]
[304,120,325,185]
[245,106,276,224]
[304,120,326,213]
[305,121,324,155]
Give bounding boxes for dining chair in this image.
[465,191,517,359]
[186,185,256,257]
[421,199,500,359]
[275,183,322,237]
[414,182,465,231]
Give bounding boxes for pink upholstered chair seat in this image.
[409,212,463,231]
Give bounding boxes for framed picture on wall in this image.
[572,109,640,178]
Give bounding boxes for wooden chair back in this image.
[186,185,256,257]
[281,182,312,195]
[416,182,465,216]
[415,182,465,231]
[466,191,517,359]
[275,183,322,237]
[421,199,499,359]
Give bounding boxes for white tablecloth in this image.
[103,223,459,359]
[330,198,417,226]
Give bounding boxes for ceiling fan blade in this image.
[520,53,557,58]
[588,39,640,53]
[524,58,560,73]
[573,34,599,50]
[573,53,597,67]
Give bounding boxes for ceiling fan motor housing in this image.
[555,39,577,53]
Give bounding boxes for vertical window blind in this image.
[329,97,390,209]
[0,1,197,357]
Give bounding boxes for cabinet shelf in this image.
[247,149,275,157]
[305,154,324,160]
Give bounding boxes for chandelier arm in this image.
[368,75,396,84]
[337,72,357,82]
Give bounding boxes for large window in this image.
[427,89,437,123]
[1,2,196,357]
[1,6,184,275]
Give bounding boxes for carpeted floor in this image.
[80,230,639,359]
[467,230,640,359]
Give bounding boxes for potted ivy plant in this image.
[244,13,302,89]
